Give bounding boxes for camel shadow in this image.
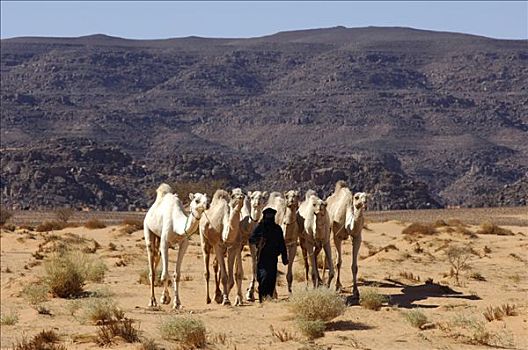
[344,278,480,308]
[326,320,374,331]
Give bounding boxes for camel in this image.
[265,191,308,295]
[346,191,368,298]
[143,183,208,309]
[298,190,334,288]
[200,188,246,306]
[326,180,354,292]
[326,180,368,297]
[238,191,268,301]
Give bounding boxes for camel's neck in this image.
[173,209,200,236]
[250,206,262,223]
[283,205,297,225]
[223,205,242,243]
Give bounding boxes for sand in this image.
[1,208,527,349]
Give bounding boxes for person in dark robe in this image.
[249,207,288,302]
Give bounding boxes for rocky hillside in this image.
[1,26,527,210]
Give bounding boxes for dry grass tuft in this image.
[404,309,428,328]
[469,272,486,281]
[84,218,106,229]
[402,223,437,236]
[96,317,140,346]
[35,221,66,232]
[120,218,143,234]
[160,316,206,348]
[399,271,421,283]
[22,283,50,307]
[0,308,19,325]
[440,314,515,348]
[270,325,296,342]
[359,288,388,311]
[12,329,66,350]
[477,222,514,236]
[82,298,124,324]
[483,304,517,322]
[139,338,160,350]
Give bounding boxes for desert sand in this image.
[1,208,527,349]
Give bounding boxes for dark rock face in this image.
[1,27,527,210]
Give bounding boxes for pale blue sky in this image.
[1,1,527,40]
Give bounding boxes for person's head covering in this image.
[262,208,276,222]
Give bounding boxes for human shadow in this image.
[326,320,374,331]
[344,278,480,308]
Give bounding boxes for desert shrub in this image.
[289,288,346,322]
[434,219,447,227]
[3,223,16,231]
[446,219,467,227]
[138,267,168,286]
[54,208,74,223]
[399,271,421,282]
[43,251,105,297]
[83,298,123,324]
[108,242,117,251]
[120,218,143,234]
[359,288,388,311]
[44,252,86,298]
[270,325,295,342]
[0,206,13,226]
[96,316,140,346]
[22,284,50,307]
[12,329,66,350]
[296,319,326,339]
[84,218,106,229]
[477,222,514,236]
[0,309,19,325]
[402,223,436,235]
[446,245,471,285]
[35,221,66,232]
[405,309,428,328]
[160,316,206,348]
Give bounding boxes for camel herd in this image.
[142,180,368,309]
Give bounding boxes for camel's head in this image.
[353,192,368,210]
[248,191,268,211]
[230,188,246,211]
[284,190,300,208]
[311,196,327,217]
[188,192,208,216]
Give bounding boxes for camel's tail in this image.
[155,183,173,202]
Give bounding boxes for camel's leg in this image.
[334,237,343,291]
[226,245,236,293]
[351,233,362,298]
[233,244,244,306]
[172,238,189,309]
[286,242,297,294]
[323,240,335,288]
[246,243,258,301]
[201,240,212,304]
[213,256,222,304]
[314,244,324,286]
[299,236,309,288]
[306,241,318,288]
[214,244,230,305]
[144,227,157,307]
[159,233,171,305]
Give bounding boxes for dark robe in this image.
[249,217,288,301]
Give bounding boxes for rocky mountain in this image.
[1,26,527,210]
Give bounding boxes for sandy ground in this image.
[1,208,527,349]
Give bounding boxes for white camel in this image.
[298,190,334,288]
[346,191,368,298]
[143,183,208,309]
[238,191,268,301]
[265,191,308,295]
[200,188,246,305]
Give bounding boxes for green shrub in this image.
[359,288,388,311]
[296,319,326,339]
[405,309,428,328]
[289,288,346,322]
[160,316,206,348]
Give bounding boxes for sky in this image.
[1,1,527,40]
